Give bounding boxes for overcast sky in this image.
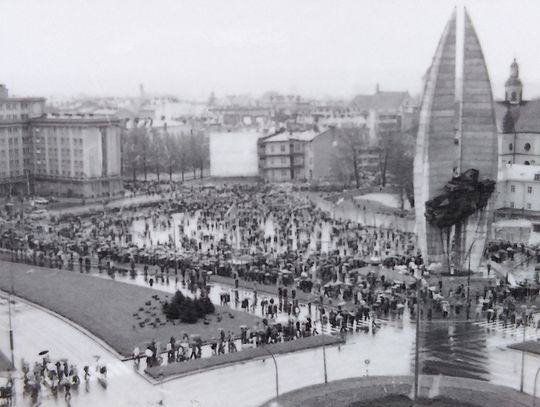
[1,0,539,101]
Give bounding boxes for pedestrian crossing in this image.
[472,319,539,342]
[314,317,400,335]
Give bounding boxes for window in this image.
[510,202,515,208]
[511,91,517,101]
[527,203,532,209]
[535,174,540,181]
[280,144,286,152]
[510,185,515,193]
[534,224,540,233]
[509,143,513,151]
[528,186,533,194]
[525,143,531,151]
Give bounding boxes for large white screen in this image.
[209,131,260,177]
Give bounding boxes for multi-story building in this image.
[350,85,418,142]
[496,60,540,168]
[495,60,540,216]
[0,84,123,198]
[497,165,540,212]
[258,130,317,182]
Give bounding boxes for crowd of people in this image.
[1,182,540,377]
[19,353,107,405]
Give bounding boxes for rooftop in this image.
[351,91,410,111]
[262,130,319,143]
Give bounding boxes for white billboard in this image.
[209,131,260,177]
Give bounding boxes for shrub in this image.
[161,291,215,323]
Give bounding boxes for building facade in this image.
[497,165,540,212]
[258,131,317,182]
[496,60,540,168]
[0,84,123,198]
[350,86,418,142]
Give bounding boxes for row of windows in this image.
[0,128,22,134]
[508,142,532,151]
[0,103,21,110]
[510,185,534,193]
[509,202,533,210]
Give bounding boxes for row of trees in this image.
[122,126,209,182]
[331,127,416,208]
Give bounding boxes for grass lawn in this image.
[146,334,343,379]
[0,261,261,358]
[0,350,12,371]
[349,396,479,407]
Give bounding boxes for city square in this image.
[1,1,540,406]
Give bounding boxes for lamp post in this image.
[321,309,328,384]
[520,305,528,393]
[260,345,279,400]
[8,267,14,368]
[465,238,479,320]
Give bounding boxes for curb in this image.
[0,290,127,362]
[151,336,345,385]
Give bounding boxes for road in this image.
[0,266,540,406]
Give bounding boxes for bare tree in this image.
[331,127,370,188]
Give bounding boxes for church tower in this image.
[505,59,523,104]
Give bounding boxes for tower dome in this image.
[505,58,523,104]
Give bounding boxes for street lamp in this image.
[465,238,479,320]
[520,305,528,393]
[7,267,14,369]
[320,309,328,384]
[260,345,279,400]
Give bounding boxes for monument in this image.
[414,9,498,274]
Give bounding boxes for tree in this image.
[189,129,209,179]
[122,126,147,182]
[148,129,166,182]
[331,127,371,188]
[380,129,416,208]
[163,133,179,182]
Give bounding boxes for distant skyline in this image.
[1,0,540,101]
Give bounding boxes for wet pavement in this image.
[1,266,540,407]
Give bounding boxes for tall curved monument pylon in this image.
[414,9,498,274]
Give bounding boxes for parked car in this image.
[28,209,49,220]
[33,197,49,206]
